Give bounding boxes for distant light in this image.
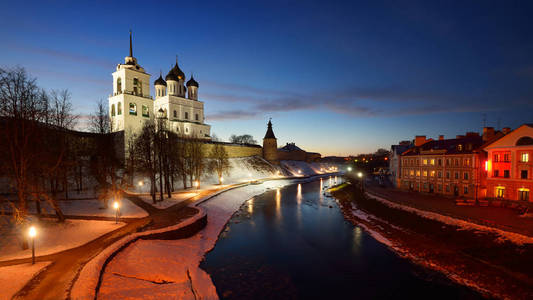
[298,170,302,174]
[248,173,252,177]
[485,161,489,172]
[194,181,199,187]
[113,201,119,210]
[220,177,224,183]
[29,226,37,238]
[347,167,352,171]
[357,172,363,178]
[138,181,144,186]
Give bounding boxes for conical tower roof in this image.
[264,119,276,139]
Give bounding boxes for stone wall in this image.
[202,141,262,158]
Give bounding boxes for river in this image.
[200,176,482,299]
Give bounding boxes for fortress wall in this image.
[202,142,262,158]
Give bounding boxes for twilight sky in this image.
[1,0,533,156]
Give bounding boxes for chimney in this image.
[502,127,511,134]
[482,127,495,142]
[438,135,444,141]
[414,135,427,147]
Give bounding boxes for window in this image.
[142,105,149,117]
[409,170,414,176]
[117,78,122,93]
[457,144,463,151]
[430,170,435,177]
[111,104,115,116]
[446,185,450,192]
[129,103,137,115]
[464,186,468,194]
[521,170,528,179]
[521,153,529,162]
[185,112,189,119]
[173,110,177,118]
[185,127,189,133]
[454,159,459,166]
[438,184,442,192]
[438,159,442,166]
[496,186,505,198]
[493,170,499,177]
[438,171,442,178]
[416,170,420,177]
[423,183,428,189]
[504,170,510,178]
[195,113,199,121]
[430,159,435,165]
[410,159,414,166]
[446,159,451,166]
[464,158,470,166]
[464,172,469,180]
[133,78,142,96]
[503,153,510,162]
[446,171,450,179]
[454,172,459,179]
[118,102,122,115]
[423,159,428,165]
[423,171,428,177]
[518,189,530,201]
[493,154,500,162]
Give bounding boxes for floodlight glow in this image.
[29,226,36,238]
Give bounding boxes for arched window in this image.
[117,102,122,115]
[142,105,149,117]
[173,110,177,118]
[185,112,189,119]
[111,104,116,116]
[195,113,199,121]
[516,136,533,146]
[133,78,142,96]
[117,78,122,94]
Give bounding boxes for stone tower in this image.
[263,119,279,164]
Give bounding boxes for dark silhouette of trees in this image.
[209,143,230,185]
[229,134,257,145]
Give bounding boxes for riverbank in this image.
[330,182,533,299]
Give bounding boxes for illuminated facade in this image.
[109,32,211,147]
[484,124,533,202]
[399,133,486,198]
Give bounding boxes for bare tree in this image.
[185,136,205,188]
[230,134,257,145]
[133,121,158,203]
[89,99,110,134]
[209,143,230,184]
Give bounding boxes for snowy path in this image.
[0,262,51,300]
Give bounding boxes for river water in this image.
[201,176,482,299]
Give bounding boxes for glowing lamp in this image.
[220,177,224,183]
[357,172,363,178]
[138,181,144,186]
[29,226,36,238]
[347,167,352,171]
[113,201,120,224]
[29,226,37,265]
[194,181,199,188]
[484,161,488,172]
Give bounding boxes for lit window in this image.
[423,171,428,177]
[521,153,529,162]
[430,170,435,177]
[518,188,530,201]
[430,159,435,165]
[496,186,505,198]
[416,170,420,177]
[504,153,510,162]
[423,159,428,165]
[410,170,414,176]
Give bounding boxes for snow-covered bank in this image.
[0,261,51,299]
[96,173,339,299]
[1,197,147,218]
[0,218,126,261]
[367,192,533,245]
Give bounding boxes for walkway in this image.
[366,184,533,237]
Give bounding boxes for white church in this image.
[108,32,211,141]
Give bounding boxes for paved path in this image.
[366,184,533,237]
[7,185,234,300]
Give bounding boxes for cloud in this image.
[208,110,261,121]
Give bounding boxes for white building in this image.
[109,32,211,146]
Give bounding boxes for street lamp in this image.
[347,166,352,172]
[113,201,120,224]
[194,180,199,189]
[29,226,37,264]
[219,176,224,184]
[357,172,364,192]
[138,181,144,187]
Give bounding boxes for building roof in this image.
[186,75,199,87]
[165,70,179,81]
[402,134,483,156]
[279,142,304,152]
[391,143,412,155]
[264,120,276,139]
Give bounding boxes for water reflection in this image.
[248,197,254,214]
[352,226,362,254]
[296,184,302,226]
[319,178,324,204]
[275,188,281,223]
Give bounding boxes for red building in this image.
[484,124,533,203]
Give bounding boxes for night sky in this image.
[1,0,533,156]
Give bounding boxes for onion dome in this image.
[165,69,179,81]
[186,75,199,88]
[154,74,167,86]
[170,57,185,80]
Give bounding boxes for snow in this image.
[96,175,334,299]
[1,198,148,218]
[135,192,198,209]
[0,261,51,300]
[366,192,533,245]
[0,217,126,261]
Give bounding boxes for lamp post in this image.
[357,172,364,192]
[29,226,36,265]
[194,180,199,189]
[113,201,120,224]
[157,108,165,203]
[219,176,224,185]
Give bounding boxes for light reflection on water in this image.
[202,177,481,300]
